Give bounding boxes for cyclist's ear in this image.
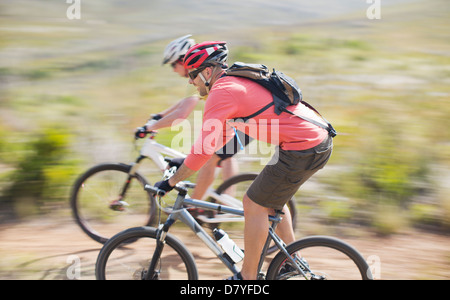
[205,66,215,78]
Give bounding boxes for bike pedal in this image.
[109,200,129,212]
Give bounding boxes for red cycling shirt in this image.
[184,75,329,171]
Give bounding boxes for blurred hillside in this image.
[0,0,449,234]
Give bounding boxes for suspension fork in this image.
[119,155,146,198]
[144,189,186,280]
[144,218,176,280]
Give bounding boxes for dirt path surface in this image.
[0,217,449,280]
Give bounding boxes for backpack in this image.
[225,62,337,137]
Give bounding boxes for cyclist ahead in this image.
[154,41,333,280]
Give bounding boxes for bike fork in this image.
[144,218,175,280]
[119,156,146,198]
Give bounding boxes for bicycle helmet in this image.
[183,41,228,70]
[162,34,195,65]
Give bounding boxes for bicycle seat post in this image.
[270,209,284,231]
[256,209,285,278]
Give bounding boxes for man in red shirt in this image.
[155,41,333,280]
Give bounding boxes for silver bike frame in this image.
[160,190,242,274]
[150,183,285,276]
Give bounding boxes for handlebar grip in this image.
[144,184,166,196]
[135,126,147,139]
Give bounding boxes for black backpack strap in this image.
[231,102,274,123]
[231,102,336,138]
[283,101,337,137]
[224,72,336,137]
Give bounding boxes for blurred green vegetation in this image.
[0,126,81,219]
[0,0,449,235]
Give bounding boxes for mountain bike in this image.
[95,182,373,280]
[70,130,297,249]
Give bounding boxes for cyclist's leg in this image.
[241,139,332,280]
[276,204,296,245]
[218,156,238,182]
[240,196,295,280]
[241,193,271,280]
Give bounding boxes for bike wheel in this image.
[70,163,157,244]
[96,226,198,280]
[266,236,373,280]
[213,173,297,254]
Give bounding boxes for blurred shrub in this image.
[231,45,267,63]
[410,203,440,227]
[281,34,327,56]
[371,204,408,236]
[440,193,450,230]
[327,127,436,234]
[319,198,352,224]
[0,127,80,219]
[356,144,429,208]
[0,126,5,162]
[280,34,370,58]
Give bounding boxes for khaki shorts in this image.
[246,136,332,210]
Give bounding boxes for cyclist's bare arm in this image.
[146,95,200,131]
[168,163,196,187]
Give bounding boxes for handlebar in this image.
[135,127,158,139]
[144,184,166,196]
[144,183,189,197]
[135,114,162,139]
[144,163,192,197]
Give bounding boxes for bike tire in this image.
[70,163,157,244]
[266,236,373,280]
[213,173,297,254]
[95,226,198,280]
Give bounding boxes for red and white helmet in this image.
[162,34,195,65]
[183,41,228,70]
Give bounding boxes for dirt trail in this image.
[0,217,449,280]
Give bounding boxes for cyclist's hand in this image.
[135,126,147,139]
[154,179,174,195]
[168,157,185,169]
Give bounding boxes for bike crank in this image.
[109,199,129,212]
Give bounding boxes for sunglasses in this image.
[188,67,206,80]
[171,59,182,68]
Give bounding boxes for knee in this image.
[211,153,222,163]
[243,193,250,206]
[243,193,254,210]
[200,155,220,172]
[243,193,269,215]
